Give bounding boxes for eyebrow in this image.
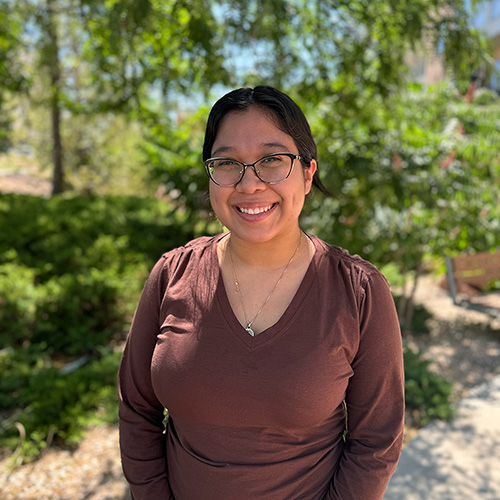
[211,142,292,157]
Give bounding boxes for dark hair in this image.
[202,86,331,195]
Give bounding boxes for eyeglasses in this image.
[204,153,301,187]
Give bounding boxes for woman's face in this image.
[208,106,316,246]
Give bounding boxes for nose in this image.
[235,164,266,192]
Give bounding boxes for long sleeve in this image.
[325,272,405,500]
[118,257,174,500]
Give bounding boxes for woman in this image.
[118,86,404,500]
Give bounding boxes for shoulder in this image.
[159,235,218,263]
[309,235,389,292]
[135,235,220,313]
[310,235,382,278]
[149,234,220,285]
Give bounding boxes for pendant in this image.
[245,327,255,337]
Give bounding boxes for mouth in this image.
[236,203,277,215]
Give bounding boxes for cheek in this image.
[209,183,221,203]
[208,185,229,217]
[290,171,311,201]
[280,185,306,219]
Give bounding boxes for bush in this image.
[0,347,121,462]
[404,345,454,427]
[0,260,38,346]
[33,267,136,355]
[0,260,143,355]
[0,193,199,355]
[0,194,197,276]
[0,193,204,462]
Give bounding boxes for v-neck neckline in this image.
[212,233,318,350]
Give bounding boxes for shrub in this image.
[0,193,204,462]
[0,194,194,276]
[32,267,138,355]
[0,347,121,463]
[404,345,454,427]
[0,260,38,347]
[0,193,199,355]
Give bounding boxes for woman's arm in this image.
[326,272,405,500]
[118,257,174,500]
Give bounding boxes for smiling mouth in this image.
[236,203,277,215]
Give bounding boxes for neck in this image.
[225,228,304,269]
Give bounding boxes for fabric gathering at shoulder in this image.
[155,235,220,332]
[312,236,383,306]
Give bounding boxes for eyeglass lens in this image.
[207,154,294,186]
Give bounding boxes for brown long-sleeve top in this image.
[118,234,404,500]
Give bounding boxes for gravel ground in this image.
[0,426,130,500]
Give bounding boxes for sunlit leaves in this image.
[304,84,500,279]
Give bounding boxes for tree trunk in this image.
[397,260,423,331]
[403,261,422,329]
[47,0,64,195]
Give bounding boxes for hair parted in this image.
[202,86,331,195]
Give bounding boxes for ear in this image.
[304,159,317,195]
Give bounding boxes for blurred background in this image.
[0,1,499,498]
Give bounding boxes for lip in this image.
[233,202,278,221]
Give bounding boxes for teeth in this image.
[239,204,274,215]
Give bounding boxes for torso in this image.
[121,234,403,500]
[149,234,372,499]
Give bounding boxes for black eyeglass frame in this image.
[204,152,302,187]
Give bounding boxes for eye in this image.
[217,159,238,167]
[260,155,283,164]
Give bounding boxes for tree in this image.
[1,0,489,196]
[143,1,489,200]
[303,83,500,327]
[0,1,25,152]
[1,0,230,194]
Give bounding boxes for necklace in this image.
[227,233,303,337]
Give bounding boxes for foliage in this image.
[0,1,25,152]
[0,193,206,463]
[218,0,488,93]
[488,279,500,292]
[7,98,150,196]
[0,193,197,354]
[0,0,490,195]
[302,84,500,325]
[0,346,121,463]
[404,345,455,427]
[143,105,218,218]
[306,84,500,261]
[0,0,232,193]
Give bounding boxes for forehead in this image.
[212,107,296,156]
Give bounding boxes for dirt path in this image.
[406,275,500,398]
[0,158,52,197]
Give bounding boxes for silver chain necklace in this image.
[227,233,302,337]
